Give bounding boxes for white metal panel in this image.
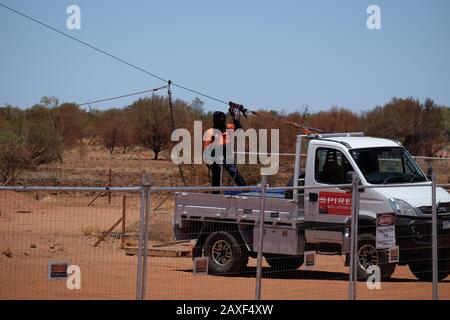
[309,137,399,149]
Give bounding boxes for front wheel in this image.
[203,231,248,275]
[356,234,396,281]
[408,259,450,282]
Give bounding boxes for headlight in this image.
[388,198,418,217]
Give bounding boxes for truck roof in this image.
[311,136,400,149]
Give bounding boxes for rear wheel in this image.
[265,254,304,272]
[204,231,248,275]
[356,234,396,280]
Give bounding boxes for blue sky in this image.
[1,0,449,113]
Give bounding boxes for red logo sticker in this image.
[319,192,352,216]
[378,214,395,226]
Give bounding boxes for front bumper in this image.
[396,215,450,261]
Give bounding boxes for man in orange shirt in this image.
[203,107,247,189]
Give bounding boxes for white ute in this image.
[173,133,450,281]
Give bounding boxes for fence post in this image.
[255,175,267,300]
[431,172,439,300]
[136,173,151,300]
[121,195,127,249]
[292,135,302,203]
[141,177,152,299]
[108,168,112,204]
[349,172,360,300]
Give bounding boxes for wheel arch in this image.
[192,222,251,258]
[357,211,377,234]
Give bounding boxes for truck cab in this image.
[297,133,450,280]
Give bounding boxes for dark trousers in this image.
[211,163,246,192]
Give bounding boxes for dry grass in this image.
[81,226,102,237]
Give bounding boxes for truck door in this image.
[304,146,355,245]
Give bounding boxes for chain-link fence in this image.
[0,186,141,299]
[140,174,450,300]
[1,175,450,300]
[435,183,450,300]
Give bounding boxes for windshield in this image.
[349,147,427,184]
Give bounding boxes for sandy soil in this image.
[1,191,449,300]
[146,256,449,300]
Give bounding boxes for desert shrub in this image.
[23,105,61,165]
[364,98,447,156]
[0,129,29,182]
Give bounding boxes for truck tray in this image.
[174,192,303,229]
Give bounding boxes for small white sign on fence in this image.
[48,260,69,280]
[193,257,209,275]
[304,251,316,270]
[388,246,400,264]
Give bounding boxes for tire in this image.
[408,259,450,282]
[265,254,304,271]
[203,231,248,275]
[356,234,396,281]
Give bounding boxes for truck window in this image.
[350,147,427,184]
[315,148,354,184]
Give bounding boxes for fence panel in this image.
[142,184,350,300]
[140,181,450,300]
[436,183,450,299]
[2,181,450,300]
[357,184,433,299]
[257,185,350,300]
[0,188,140,299]
[143,186,260,300]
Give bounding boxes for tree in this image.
[119,108,136,153]
[189,97,205,118]
[364,98,419,153]
[441,106,450,140]
[0,104,26,136]
[0,129,29,183]
[40,96,59,108]
[96,108,134,154]
[23,105,60,165]
[127,96,172,160]
[307,106,362,133]
[363,97,447,156]
[48,102,86,162]
[421,98,446,156]
[84,108,102,145]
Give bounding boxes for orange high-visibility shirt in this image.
[203,123,235,150]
